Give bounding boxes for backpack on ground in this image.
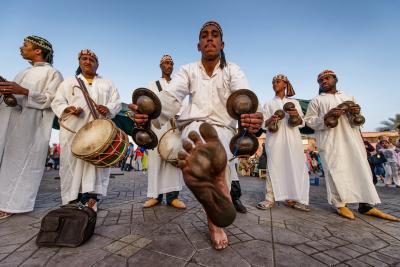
[36,203,96,247]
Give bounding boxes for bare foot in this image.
[178,123,236,227]
[208,218,229,250]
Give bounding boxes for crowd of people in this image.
[0,21,399,251]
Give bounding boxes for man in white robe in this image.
[143,55,186,209]
[130,21,263,250]
[0,36,63,219]
[51,49,121,212]
[257,74,310,211]
[304,70,399,221]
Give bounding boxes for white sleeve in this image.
[25,70,64,109]
[304,98,326,131]
[104,81,122,118]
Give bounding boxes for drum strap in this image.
[155,80,163,92]
[75,76,99,119]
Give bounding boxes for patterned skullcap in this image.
[317,70,337,82]
[24,35,54,64]
[78,49,98,63]
[24,35,53,51]
[160,54,173,65]
[199,21,223,37]
[272,74,295,97]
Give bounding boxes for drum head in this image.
[158,128,182,162]
[72,119,116,157]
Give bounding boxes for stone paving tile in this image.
[132,237,152,248]
[115,245,141,258]
[0,245,19,255]
[344,259,371,267]
[46,249,110,266]
[285,220,332,241]
[294,244,319,255]
[104,240,128,253]
[20,247,59,266]
[95,224,131,239]
[145,233,195,260]
[231,240,273,266]
[368,251,400,265]
[239,224,272,242]
[235,233,253,242]
[343,244,371,254]
[0,250,36,266]
[272,227,311,246]
[92,254,127,267]
[357,255,389,266]
[332,246,362,258]
[192,247,251,267]
[119,234,142,244]
[0,229,38,246]
[324,248,353,261]
[378,245,400,260]
[312,252,340,266]
[274,244,322,266]
[128,249,187,266]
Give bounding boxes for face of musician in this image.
[198,24,224,61]
[79,55,98,77]
[20,41,43,62]
[272,79,287,95]
[318,75,337,93]
[160,60,174,77]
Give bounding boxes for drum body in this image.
[157,127,182,167]
[71,119,129,167]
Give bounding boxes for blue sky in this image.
[1,0,399,140]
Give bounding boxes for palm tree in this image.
[376,114,400,131]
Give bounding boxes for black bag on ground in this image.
[36,203,96,247]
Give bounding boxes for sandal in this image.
[292,203,311,212]
[256,200,274,210]
[0,211,14,220]
[284,200,296,208]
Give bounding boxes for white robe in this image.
[263,97,310,204]
[304,91,380,206]
[51,74,121,204]
[0,62,63,213]
[154,61,254,185]
[146,78,183,198]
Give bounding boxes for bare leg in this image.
[178,123,236,227]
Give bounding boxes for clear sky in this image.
[1,0,399,143]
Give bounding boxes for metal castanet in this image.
[0,75,18,107]
[324,100,365,128]
[283,102,303,127]
[266,109,285,133]
[129,88,162,149]
[226,89,259,158]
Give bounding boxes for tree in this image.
[376,114,400,131]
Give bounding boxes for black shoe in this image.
[233,199,247,213]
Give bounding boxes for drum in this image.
[71,119,129,167]
[157,127,182,167]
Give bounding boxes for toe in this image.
[188,131,203,145]
[199,123,219,142]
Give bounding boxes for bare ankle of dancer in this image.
[208,217,229,250]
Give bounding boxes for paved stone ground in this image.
[0,169,399,267]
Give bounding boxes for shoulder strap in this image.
[75,76,99,119]
[155,80,163,92]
